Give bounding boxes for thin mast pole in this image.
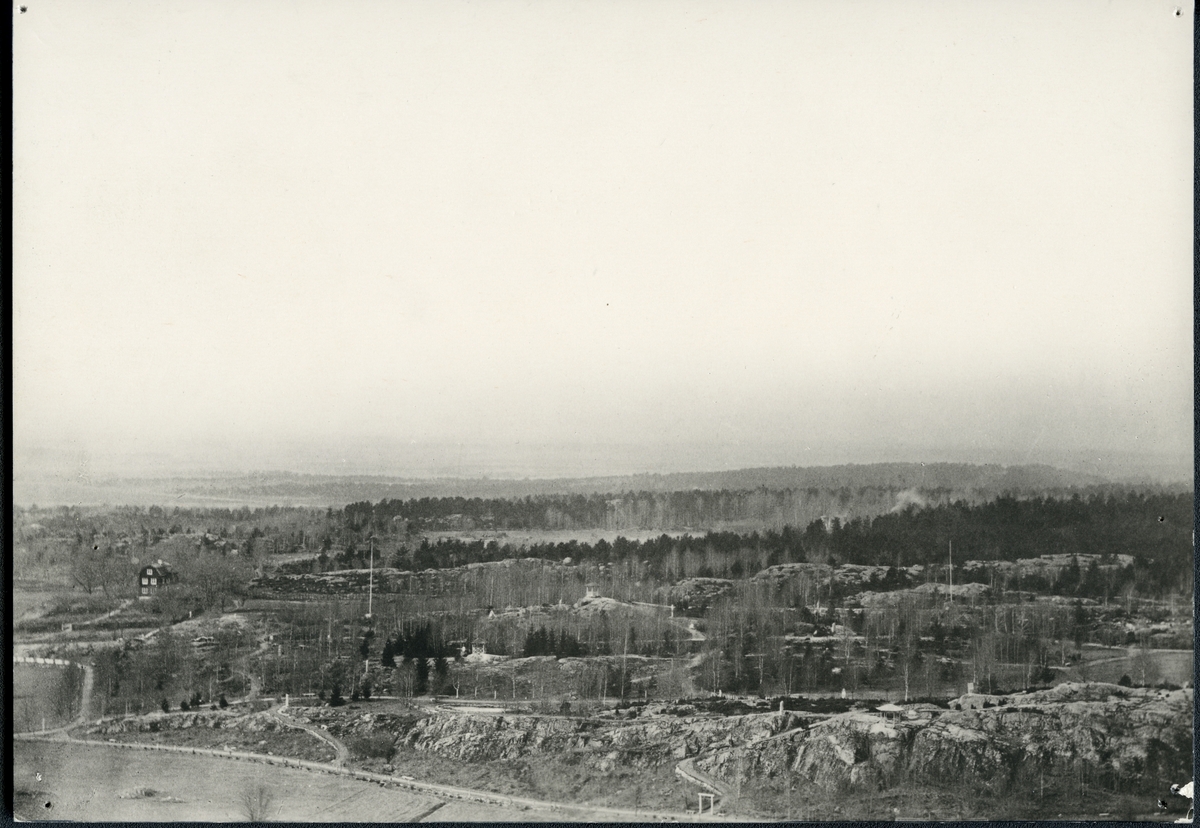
[948,540,953,603]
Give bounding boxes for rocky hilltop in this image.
[695,683,1192,795]
[81,704,337,762]
[74,681,1192,818]
[301,704,798,772]
[253,557,560,596]
[754,554,1135,598]
[287,681,1189,802]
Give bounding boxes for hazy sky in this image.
[13,0,1193,479]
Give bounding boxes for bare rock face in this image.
[855,581,990,606]
[315,706,799,771]
[695,683,1192,796]
[85,708,275,735]
[961,553,1134,581]
[402,709,799,769]
[753,562,931,592]
[657,578,736,612]
[752,563,834,590]
[904,717,1012,783]
[404,713,581,762]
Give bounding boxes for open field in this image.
[422,800,565,821]
[12,583,65,622]
[1062,648,1194,686]
[13,741,446,822]
[12,740,701,822]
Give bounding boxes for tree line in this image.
[335,492,1190,598]
[344,487,957,533]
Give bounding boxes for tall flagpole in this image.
[365,536,374,678]
[948,540,953,603]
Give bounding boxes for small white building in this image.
[876,703,904,723]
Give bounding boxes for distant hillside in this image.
[558,462,1110,493]
[14,461,1186,509]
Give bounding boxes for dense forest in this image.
[15,489,1192,605]
[341,482,1183,534]
[368,492,1191,594]
[343,488,935,532]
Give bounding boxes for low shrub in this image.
[347,733,395,762]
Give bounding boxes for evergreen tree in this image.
[415,657,430,695]
[434,656,449,692]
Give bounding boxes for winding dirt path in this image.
[76,598,135,628]
[228,638,272,700]
[673,712,814,813]
[269,706,351,767]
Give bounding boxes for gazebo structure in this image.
[876,702,904,723]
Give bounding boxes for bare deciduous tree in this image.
[71,543,128,596]
[240,782,275,822]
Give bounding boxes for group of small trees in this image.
[69,543,133,596]
[378,621,453,665]
[522,626,587,657]
[47,662,86,724]
[160,691,228,712]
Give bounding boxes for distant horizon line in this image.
[14,458,1193,484]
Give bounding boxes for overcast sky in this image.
[13,0,1193,480]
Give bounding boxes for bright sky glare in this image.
[12,0,1193,479]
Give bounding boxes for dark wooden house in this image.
[138,560,174,598]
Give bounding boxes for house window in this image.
[142,577,149,585]
[150,577,157,586]
[141,586,148,594]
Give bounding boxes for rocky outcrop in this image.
[694,683,1192,796]
[86,706,277,735]
[754,555,1135,602]
[961,553,1134,581]
[753,563,922,592]
[255,558,562,596]
[656,578,736,612]
[304,706,800,771]
[854,581,990,606]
